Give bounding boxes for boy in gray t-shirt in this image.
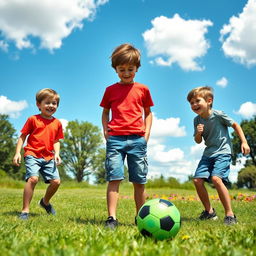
[187,86,250,225]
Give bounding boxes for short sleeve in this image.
[100,88,111,109]
[55,120,64,141]
[218,111,234,127]
[143,87,154,107]
[20,116,33,135]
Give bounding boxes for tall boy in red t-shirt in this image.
[13,88,64,220]
[100,43,154,229]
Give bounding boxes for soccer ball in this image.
[137,198,181,240]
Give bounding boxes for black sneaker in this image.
[19,212,29,220]
[199,208,218,220]
[39,198,56,215]
[105,216,118,229]
[224,215,237,225]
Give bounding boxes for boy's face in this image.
[189,96,212,117]
[115,64,137,84]
[37,96,58,119]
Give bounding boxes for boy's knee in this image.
[211,176,222,185]
[193,178,204,186]
[50,179,61,187]
[28,176,39,185]
[107,180,121,192]
[133,183,144,189]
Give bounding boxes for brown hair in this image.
[36,88,60,106]
[187,86,214,108]
[111,43,141,69]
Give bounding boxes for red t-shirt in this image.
[100,82,154,136]
[21,115,64,161]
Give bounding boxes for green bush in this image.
[146,176,195,190]
[0,170,7,177]
[0,177,24,188]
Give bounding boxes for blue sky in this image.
[1,0,256,182]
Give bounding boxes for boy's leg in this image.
[211,155,237,224]
[40,158,60,205]
[193,178,212,212]
[211,176,233,216]
[43,179,61,205]
[194,178,218,220]
[104,136,125,226]
[106,180,122,219]
[133,183,145,214]
[22,176,39,212]
[126,136,148,224]
[39,179,60,215]
[22,156,41,214]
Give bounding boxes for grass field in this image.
[1,184,256,256]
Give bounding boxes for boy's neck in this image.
[118,81,135,85]
[39,114,54,120]
[199,109,212,119]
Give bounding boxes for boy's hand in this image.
[196,124,204,134]
[104,130,109,140]
[54,155,62,165]
[13,153,21,166]
[241,142,250,155]
[144,132,150,142]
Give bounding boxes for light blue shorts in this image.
[194,154,231,183]
[24,155,60,183]
[105,135,148,184]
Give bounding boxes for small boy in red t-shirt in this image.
[13,88,64,220]
[100,43,154,229]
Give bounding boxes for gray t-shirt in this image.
[193,109,235,157]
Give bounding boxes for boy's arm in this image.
[13,134,27,166]
[102,108,110,140]
[144,107,153,142]
[53,141,61,165]
[194,124,204,144]
[232,122,250,155]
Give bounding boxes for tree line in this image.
[0,114,256,188]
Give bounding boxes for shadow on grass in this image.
[181,217,198,222]
[71,217,135,227]
[2,211,40,217]
[71,217,104,225]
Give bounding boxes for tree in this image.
[93,148,106,184]
[237,165,256,189]
[61,120,103,182]
[0,115,23,179]
[231,117,256,166]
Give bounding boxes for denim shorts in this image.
[194,154,231,183]
[105,135,148,184]
[24,155,60,183]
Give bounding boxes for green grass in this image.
[0,184,256,256]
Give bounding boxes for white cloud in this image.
[151,113,186,138]
[220,0,256,67]
[216,77,228,88]
[235,101,256,118]
[0,0,108,52]
[230,157,247,183]
[59,118,69,132]
[0,40,8,52]
[145,113,193,181]
[0,95,28,118]
[148,144,184,163]
[148,161,195,182]
[190,143,205,159]
[142,14,213,71]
